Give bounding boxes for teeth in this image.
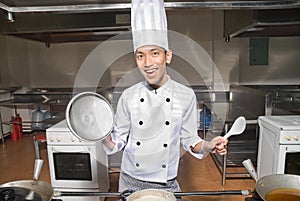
[145,68,156,73]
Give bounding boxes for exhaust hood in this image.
[0,11,131,43]
[224,8,300,41]
[0,0,299,43]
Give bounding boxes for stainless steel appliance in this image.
[46,120,109,201]
[257,115,300,178]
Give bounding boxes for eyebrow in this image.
[136,48,163,54]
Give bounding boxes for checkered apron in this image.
[119,171,181,193]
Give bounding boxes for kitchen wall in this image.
[239,37,300,85]
[0,37,99,88]
[0,36,31,88]
[0,10,299,92]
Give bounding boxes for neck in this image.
[150,84,160,90]
[149,75,169,90]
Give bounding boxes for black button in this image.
[163,144,168,148]
[162,164,166,168]
[166,98,170,102]
[139,121,143,125]
[136,141,141,146]
[136,163,140,167]
[140,98,144,102]
[165,121,170,125]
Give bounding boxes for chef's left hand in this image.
[200,136,228,155]
[191,136,228,155]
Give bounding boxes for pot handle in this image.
[33,159,44,180]
[242,159,258,181]
[120,190,134,201]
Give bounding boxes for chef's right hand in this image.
[103,135,116,150]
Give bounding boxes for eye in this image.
[152,51,160,57]
[136,54,143,60]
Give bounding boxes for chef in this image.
[103,0,228,193]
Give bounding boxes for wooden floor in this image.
[0,133,256,201]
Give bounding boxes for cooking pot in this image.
[126,189,176,201]
[0,159,53,201]
[243,159,300,201]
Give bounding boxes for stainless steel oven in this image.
[257,116,300,178]
[46,120,109,201]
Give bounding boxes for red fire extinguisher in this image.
[15,113,23,138]
[10,116,18,141]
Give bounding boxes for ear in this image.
[166,50,173,64]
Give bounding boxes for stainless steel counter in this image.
[202,102,259,185]
[204,102,258,123]
[200,85,270,185]
[0,89,72,143]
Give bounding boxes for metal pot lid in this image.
[66,91,114,141]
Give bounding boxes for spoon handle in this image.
[223,133,231,140]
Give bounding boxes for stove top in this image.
[46,119,96,145]
[259,115,300,130]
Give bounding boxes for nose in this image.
[144,54,153,67]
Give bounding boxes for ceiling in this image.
[1,0,299,12]
[0,0,299,43]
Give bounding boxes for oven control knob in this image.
[294,136,299,141]
[71,137,76,142]
[57,137,62,142]
[50,137,54,142]
[285,136,291,141]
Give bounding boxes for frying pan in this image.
[0,159,53,201]
[255,174,300,200]
[243,159,300,200]
[0,180,53,201]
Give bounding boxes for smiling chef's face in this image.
[135,45,172,89]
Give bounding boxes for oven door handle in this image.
[286,147,300,153]
[50,147,92,153]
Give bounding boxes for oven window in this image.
[53,153,92,180]
[285,152,300,175]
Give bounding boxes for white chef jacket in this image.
[103,77,204,183]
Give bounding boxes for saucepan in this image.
[242,159,300,201]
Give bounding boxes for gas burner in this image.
[244,190,264,201]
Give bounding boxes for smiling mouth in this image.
[145,68,158,74]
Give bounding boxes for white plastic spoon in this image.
[223,116,246,140]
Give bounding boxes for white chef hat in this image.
[131,0,169,52]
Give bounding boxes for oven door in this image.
[47,145,100,189]
[277,144,300,175]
